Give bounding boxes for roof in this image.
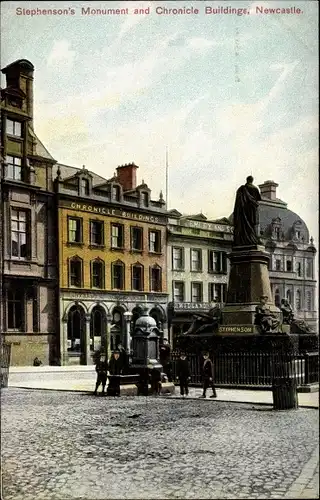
[53,163,107,186]
[28,126,56,161]
[259,201,309,241]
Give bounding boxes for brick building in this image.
[54,162,168,365]
[0,60,58,365]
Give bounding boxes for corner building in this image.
[55,162,168,365]
[0,60,58,365]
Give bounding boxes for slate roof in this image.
[52,163,107,186]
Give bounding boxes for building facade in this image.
[0,60,58,365]
[167,212,233,345]
[167,181,318,345]
[55,162,168,365]
[258,181,317,331]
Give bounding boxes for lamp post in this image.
[123,311,133,355]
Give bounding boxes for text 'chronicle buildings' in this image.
[167,181,317,346]
[54,162,168,365]
[0,60,58,365]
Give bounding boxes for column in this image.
[61,319,69,366]
[84,314,91,365]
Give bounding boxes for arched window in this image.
[306,291,312,312]
[295,290,301,311]
[286,289,292,305]
[67,305,85,352]
[90,306,106,351]
[150,265,162,292]
[274,288,281,307]
[91,259,104,289]
[111,260,125,290]
[69,256,83,287]
[132,263,144,291]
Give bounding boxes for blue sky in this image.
[1,0,318,243]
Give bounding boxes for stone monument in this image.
[220,176,281,332]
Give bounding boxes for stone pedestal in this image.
[221,245,281,328]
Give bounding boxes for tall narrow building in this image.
[0,59,58,365]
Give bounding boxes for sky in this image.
[1,0,319,245]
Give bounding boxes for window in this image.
[111,224,124,249]
[81,178,90,195]
[295,290,301,311]
[131,227,143,251]
[142,192,149,206]
[6,155,22,180]
[306,259,313,278]
[286,260,292,272]
[191,282,202,302]
[286,290,292,304]
[274,227,281,240]
[275,259,281,271]
[150,266,162,292]
[274,288,281,307]
[296,262,302,277]
[172,247,184,270]
[11,209,29,258]
[68,218,82,244]
[7,290,24,330]
[149,230,161,253]
[112,185,120,201]
[208,251,227,273]
[209,283,227,303]
[90,221,104,246]
[306,291,312,312]
[191,249,202,272]
[132,264,144,291]
[173,282,184,302]
[295,231,301,240]
[112,261,125,290]
[69,258,82,287]
[7,119,22,137]
[91,260,104,288]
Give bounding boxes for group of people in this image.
[94,349,123,396]
[176,351,217,398]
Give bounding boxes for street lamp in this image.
[123,311,133,355]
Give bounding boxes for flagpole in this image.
[165,146,169,210]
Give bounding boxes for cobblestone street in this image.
[1,389,319,500]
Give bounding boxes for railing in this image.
[170,350,319,388]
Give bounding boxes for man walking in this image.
[176,352,191,397]
[200,352,217,398]
[93,354,108,396]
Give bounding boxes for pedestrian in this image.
[33,357,42,366]
[93,354,108,396]
[107,350,123,397]
[176,352,191,397]
[160,338,172,382]
[150,367,162,396]
[200,352,217,398]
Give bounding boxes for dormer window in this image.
[271,218,282,240]
[7,119,22,137]
[112,184,121,201]
[81,178,90,196]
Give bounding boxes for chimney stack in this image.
[1,59,34,125]
[116,162,138,191]
[258,180,278,201]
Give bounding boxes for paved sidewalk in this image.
[7,367,319,408]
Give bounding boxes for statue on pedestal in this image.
[255,295,280,334]
[184,305,222,335]
[233,176,261,246]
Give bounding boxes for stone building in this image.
[0,59,58,365]
[167,212,233,345]
[167,181,317,345]
[54,162,168,365]
[258,180,317,330]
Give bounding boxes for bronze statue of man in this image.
[233,176,261,246]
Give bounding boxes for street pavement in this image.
[7,367,319,408]
[1,388,319,500]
